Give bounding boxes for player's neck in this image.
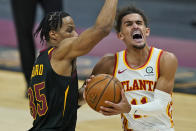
[126,46,150,68]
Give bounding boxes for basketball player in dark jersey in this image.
[27,0,118,130]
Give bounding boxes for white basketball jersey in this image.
[113,47,174,131]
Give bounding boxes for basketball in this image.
[85,74,123,112]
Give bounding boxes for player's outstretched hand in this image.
[99,89,131,116]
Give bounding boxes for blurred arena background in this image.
[0,0,196,130]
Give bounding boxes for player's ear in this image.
[117,32,124,40]
[49,30,57,40]
[145,27,150,37]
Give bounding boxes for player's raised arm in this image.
[55,0,118,60]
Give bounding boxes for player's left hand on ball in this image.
[99,89,131,116]
[85,75,95,85]
[83,75,95,100]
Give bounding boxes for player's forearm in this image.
[95,0,118,33]
[129,89,171,116]
[61,0,118,59]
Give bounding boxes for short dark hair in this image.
[114,5,148,33]
[34,11,70,44]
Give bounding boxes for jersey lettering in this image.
[28,88,37,119]
[28,82,48,119]
[121,79,155,92]
[34,82,48,116]
[131,97,148,119]
[31,64,44,78]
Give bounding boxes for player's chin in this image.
[133,42,146,49]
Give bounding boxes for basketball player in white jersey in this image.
[87,5,178,131]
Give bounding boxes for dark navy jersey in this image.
[28,47,79,131]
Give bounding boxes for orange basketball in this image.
[85,74,123,112]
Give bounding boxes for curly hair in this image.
[115,5,148,33]
[34,11,70,44]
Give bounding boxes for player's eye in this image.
[126,22,131,26]
[125,21,132,27]
[136,21,142,25]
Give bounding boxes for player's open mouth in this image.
[132,30,143,43]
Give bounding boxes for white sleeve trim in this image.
[129,89,172,116]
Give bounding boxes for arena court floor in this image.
[0,70,196,131]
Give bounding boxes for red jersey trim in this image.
[123,47,153,70]
[156,50,163,79]
[113,53,119,77]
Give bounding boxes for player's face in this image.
[117,13,150,49]
[52,16,78,43]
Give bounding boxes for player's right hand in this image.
[99,89,131,116]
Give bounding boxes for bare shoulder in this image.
[100,53,116,65]
[160,51,178,76]
[161,51,178,66]
[52,37,78,60]
[92,53,116,75]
